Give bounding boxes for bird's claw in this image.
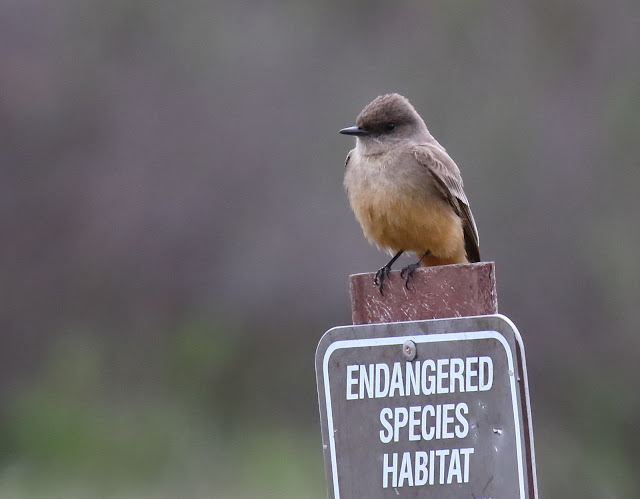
[400,263,420,289]
[374,265,391,295]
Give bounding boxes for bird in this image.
[340,93,480,294]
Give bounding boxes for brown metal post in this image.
[350,261,497,325]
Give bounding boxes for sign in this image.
[315,314,537,498]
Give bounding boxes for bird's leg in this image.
[400,250,431,289]
[374,250,403,295]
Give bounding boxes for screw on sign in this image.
[315,315,537,498]
[403,340,416,361]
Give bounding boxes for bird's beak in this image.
[339,126,370,136]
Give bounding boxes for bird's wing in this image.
[412,144,481,262]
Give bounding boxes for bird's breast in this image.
[344,153,463,259]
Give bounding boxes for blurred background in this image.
[1,0,639,497]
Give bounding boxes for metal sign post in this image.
[315,314,537,498]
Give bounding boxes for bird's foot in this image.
[400,251,430,289]
[400,262,421,289]
[372,250,404,296]
[374,265,391,295]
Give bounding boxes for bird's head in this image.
[339,93,430,155]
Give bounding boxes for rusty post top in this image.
[349,261,497,325]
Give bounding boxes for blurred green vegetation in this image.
[2,324,639,497]
[0,327,326,498]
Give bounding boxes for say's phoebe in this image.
[340,93,480,293]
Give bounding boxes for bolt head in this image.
[402,340,417,361]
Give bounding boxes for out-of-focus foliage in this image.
[0,330,325,498]
[0,0,639,496]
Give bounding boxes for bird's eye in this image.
[384,123,396,132]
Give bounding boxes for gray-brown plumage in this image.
[340,93,480,291]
